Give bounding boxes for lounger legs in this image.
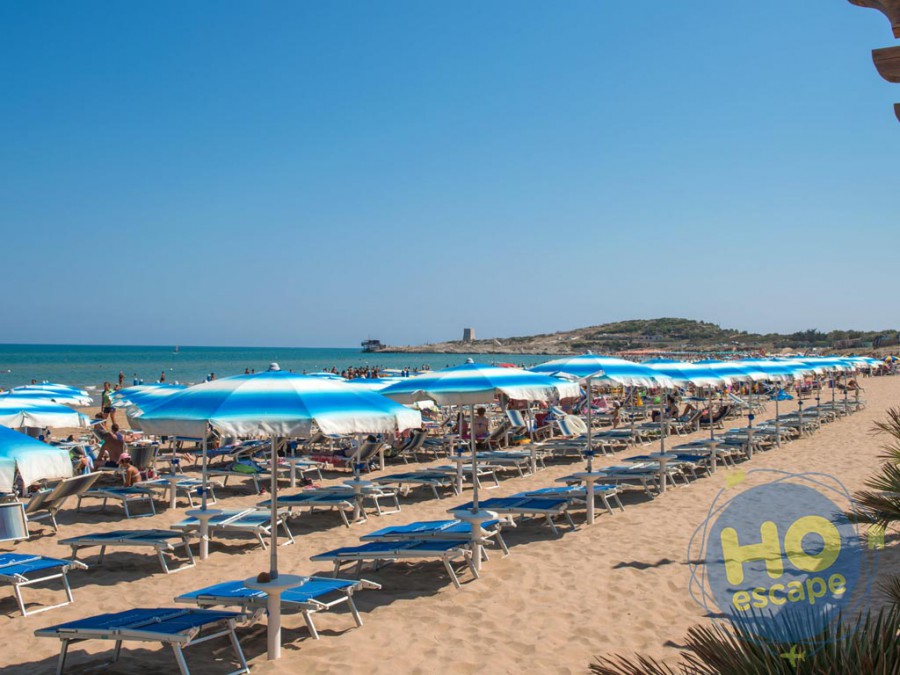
[55,639,69,675]
[172,644,190,675]
[301,610,319,640]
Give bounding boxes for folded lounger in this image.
[176,576,380,640]
[521,484,625,517]
[451,497,575,535]
[35,607,249,675]
[23,473,102,533]
[0,553,87,616]
[171,508,294,550]
[59,529,196,574]
[361,519,509,556]
[373,471,461,500]
[76,487,156,518]
[311,539,478,589]
[137,477,218,508]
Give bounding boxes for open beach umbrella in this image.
[113,384,189,431]
[530,353,677,493]
[7,384,92,406]
[136,369,420,661]
[381,361,579,554]
[0,396,90,430]
[0,424,73,493]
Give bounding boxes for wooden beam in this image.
[873,45,900,82]
[849,0,900,37]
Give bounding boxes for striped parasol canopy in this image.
[136,371,422,439]
[112,384,187,409]
[3,385,92,407]
[530,353,676,388]
[0,396,90,429]
[0,425,73,492]
[379,360,580,405]
[642,359,729,387]
[694,360,770,382]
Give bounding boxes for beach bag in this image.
[231,460,262,474]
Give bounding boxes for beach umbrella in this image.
[0,424,73,493]
[381,361,579,555]
[530,353,676,484]
[307,371,346,380]
[112,384,188,431]
[2,387,92,407]
[342,377,403,392]
[0,396,90,430]
[136,369,420,661]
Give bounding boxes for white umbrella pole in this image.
[200,436,209,560]
[270,436,278,579]
[585,377,594,473]
[775,390,781,448]
[469,403,482,573]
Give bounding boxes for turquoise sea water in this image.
[0,344,552,394]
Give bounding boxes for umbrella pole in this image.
[469,403,482,573]
[585,377,593,473]
[270,436,278,579]
[200,436,209,560]
[775,390,781,448]
[659,394,668,493]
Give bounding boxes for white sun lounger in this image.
[76,487,156,518]
[171,508,294,550]
[176,576,380,640]
[258,486,400,527]
[311,539,478,589]
[23,473,101,533]
[59,529,196,574]
[35,607,249,675]
[0,553,87,616]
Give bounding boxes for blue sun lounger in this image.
[373,471,460,499]
[76,486,156,518]
[176,576,380,640]
[451,497,575,535]
[361,519,510,556]
[35,607,249,675]
[171,508,294,550]
[0,553,87,616]
[137,477,219,508]
[311,539,478,589]
[59,529,196,574]
[520,484,626,517]
[259,486,400,527]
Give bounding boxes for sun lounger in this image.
[565,465,664,498]
[451,497,575,535]
[35,607,249,675]
[171,508,294,550]
[373,470,460,500]
[59,529,196,574]
[176,577,380,640]
[311,539,478,589]
[137,477,218,508]
[23,473,101,533]
[361,519,509,555]
[207,463,270,494]
[520,485,625,517]
[0,553,87,616]
[258,485,400,527]
[76,486,156,518]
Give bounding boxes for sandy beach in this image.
[2,376,897,674]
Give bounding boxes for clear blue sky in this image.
[2,1,897,347]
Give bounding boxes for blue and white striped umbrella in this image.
[3,386,92,407]
[307,372,347,381]
[642,359,729,387]
[379,361,580,405]
[795,357,856,373]
[343,377,404,392]
[136,371,422,438]
[734,359,808,382]
[112,384,187,409]
[694,360,769,382]
[0,396,90,429]
[530,353,676,388]
[0,425,73,493]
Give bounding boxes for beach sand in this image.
[2,377,898,674]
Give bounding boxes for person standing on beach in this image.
[100,382,117,425]
[118,371,124,387]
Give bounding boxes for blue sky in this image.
[1,1,897,347]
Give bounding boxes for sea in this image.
[0,344,552,398]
